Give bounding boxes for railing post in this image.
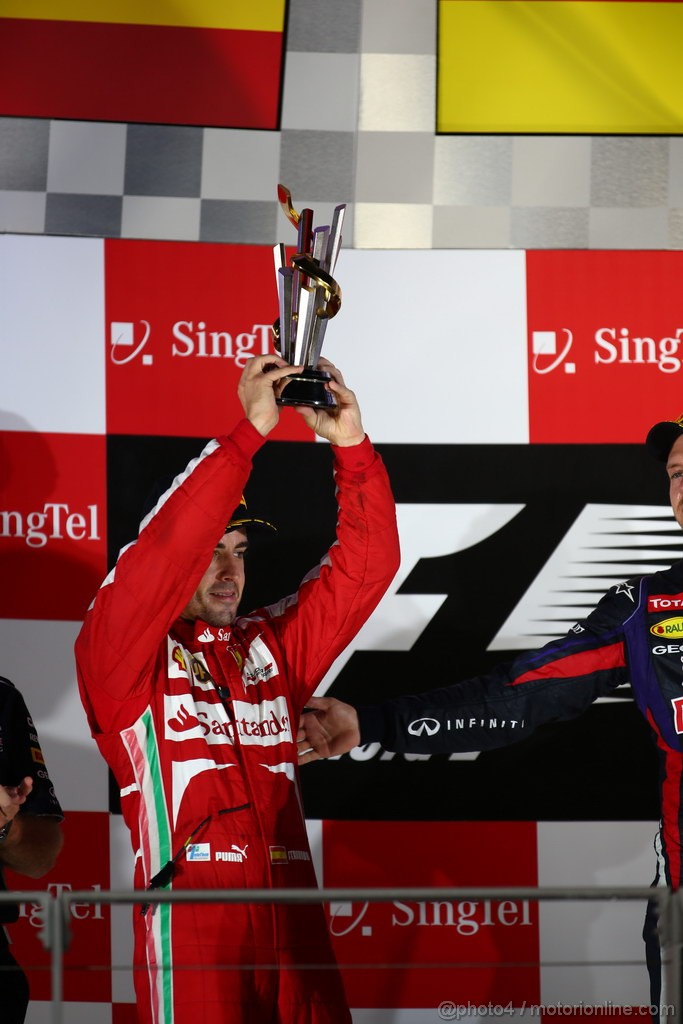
[47,889,67,1024]
[672,889,683,1019]
[659,888,681,1023]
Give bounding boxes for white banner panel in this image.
[325,249,529,444]
[0,235,105,435]
[537,820,657,1004]
[0,619,108,812]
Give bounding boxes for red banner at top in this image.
[0,18,284,128]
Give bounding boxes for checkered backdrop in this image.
[2,2,683,1020]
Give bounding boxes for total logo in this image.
[650,594,683,612]
[531,327,683,375]
[329,899,532,939]
[110,319,272,368]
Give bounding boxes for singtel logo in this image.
[0,504,100,548]
[110,320,273,368]
[17,883,105,926]
[330,898,532,938]
[532,326,683,375]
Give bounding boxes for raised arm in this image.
[263,362,400,705]
[76,356,296,731]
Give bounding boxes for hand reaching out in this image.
[297,696,361,765]
[0,776,32,824]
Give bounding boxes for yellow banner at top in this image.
[0,0,286,31]
[438,0,683,134]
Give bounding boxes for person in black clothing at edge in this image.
[0,675,63,1023]
[296,413,683,1022]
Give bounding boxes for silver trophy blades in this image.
[272,183,345,407]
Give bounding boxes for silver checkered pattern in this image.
[1,0,682,250]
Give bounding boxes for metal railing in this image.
[3,885,681,1022]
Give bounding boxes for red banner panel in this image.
[322,820,540,1008]
[0,432,107,621]
[527,251,683,444]
[104,239,313,441]
[6,811,111,1002]
[113,1006,139,1023]
[0,18,283,128]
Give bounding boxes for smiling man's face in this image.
[667,435,683,531]
[181,528,247,628]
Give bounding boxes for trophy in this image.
[272,184,346,407]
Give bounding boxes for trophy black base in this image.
[276,370,337,408]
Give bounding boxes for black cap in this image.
[646,415,683,462]
[225,495,277,534]
[141,478,276,534]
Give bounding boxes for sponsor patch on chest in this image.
[231,696,292,746]
[240,634,278,691]
[672,697,683,734]
[650,594,683,613]
[651,616,683,638]
[164,694,292,747]
[167,641,213,691]
[165,695,234,744]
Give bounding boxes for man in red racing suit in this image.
[75,355,400,1024]
[296,413,683,1018]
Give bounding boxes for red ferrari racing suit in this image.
[75,418,399,1024]
[358,568,683,1009]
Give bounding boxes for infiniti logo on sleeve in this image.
[407,718,441,737]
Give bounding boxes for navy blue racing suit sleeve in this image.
[358,580,636,754]
[0,677,63,819]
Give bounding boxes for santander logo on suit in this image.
[164,694,292,746]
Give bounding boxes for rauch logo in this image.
[651,617,683,637]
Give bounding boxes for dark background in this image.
[108,437,671,822]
